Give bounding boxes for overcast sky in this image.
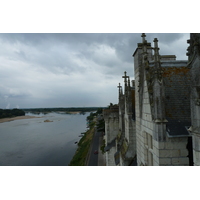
[0,33,189,109]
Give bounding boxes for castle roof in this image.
[148,59,191,137]
[166,119,191,137]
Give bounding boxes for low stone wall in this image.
[153,137,189,166]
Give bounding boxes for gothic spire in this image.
[141,33,146,43]
[153,38,160,63]
[128,77,130,88]
[117,83,122,94]
[153,38,162,82]
[141,33,148,56]
[122,71,129,87]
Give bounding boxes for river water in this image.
[0,112,90,166]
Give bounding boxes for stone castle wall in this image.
[103,108,119,166]
[133,35,190,166]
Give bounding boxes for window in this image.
[144,132,153,166]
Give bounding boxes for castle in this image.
[103,33,200,166]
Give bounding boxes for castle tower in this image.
[132,33,153,165]
[187,33,200,166]
[123,73,136,165]
[151,38,167,142]
[103,104,119,166]
[113,71,136,166]
[133,34,191,166]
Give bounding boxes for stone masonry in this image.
[103,33,200,166]
[187,33,200,166]
[103,104,119,166]
[115,72,136,166]
[103,72,136,166]
[132,34,192,166]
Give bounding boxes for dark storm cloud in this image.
[0,33,189,108]
[0,33,188,66]
[146,33,184,44]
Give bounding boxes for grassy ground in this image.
[68,125,95,166]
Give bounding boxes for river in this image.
[0,112,90,166]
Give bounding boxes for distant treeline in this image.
[0,108,25,119]
[22,107,106,114]
[86,108,103,124]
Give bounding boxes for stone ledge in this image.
[159,157,171,165]
[171,157,189,165]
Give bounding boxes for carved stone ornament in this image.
[195,99,200,106]
[195,86,200,106]
[187,33,200,68]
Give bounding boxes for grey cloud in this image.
[1,33,188,68]
[0,33,51,46]
[0,33,189,108]
[146,33,184,43]
[145,33,189,59]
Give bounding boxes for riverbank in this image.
[69,125,95,166]
[65,111,80,114]
[69,110,105,166]
[0,115,41,123]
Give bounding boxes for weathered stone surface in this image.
[133,33,191,166]
[171,157,189,165]
[104,33,200,166]
[159,158,171,165]
[187,33,200,165]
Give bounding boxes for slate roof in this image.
[163,61,191,137]
[149,59,191,137]
[163,63,191,122]
[166,118,191,137]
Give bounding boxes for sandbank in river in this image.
[0,115,42,123]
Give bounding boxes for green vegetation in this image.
[22,107,106,115]
[69,108,104,166]
[86,108,103,126]
[87,112,96,127]
[69,126,95,166]
[100,139,106,154]
[97,118,105,132]
[97,112,105,154]
[0,108,25,119]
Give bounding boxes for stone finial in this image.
[153,38,159,48]
[187,34,200,66]
[122,71,129,86]
[128,77,131,87]
[117,83,121,89]
[186,46,190,57]
[141,33,146,43]
[141,33,148,55]
[153,38,160,62]
[117,83,122,94]
[153,38,163,82]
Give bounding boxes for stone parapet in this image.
[160,55,176,61]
